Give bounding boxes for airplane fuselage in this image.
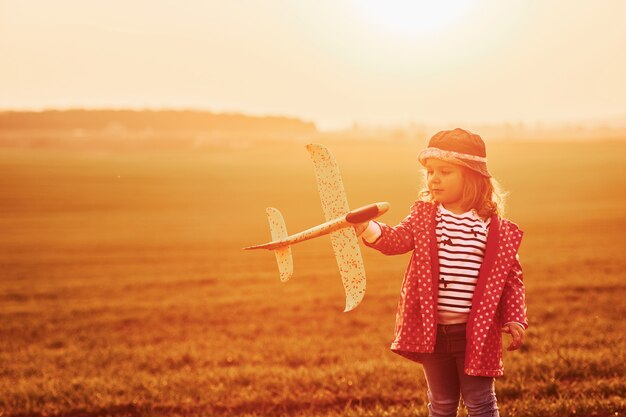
[244,202,389,251]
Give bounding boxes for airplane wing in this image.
[330,227,366,312]
[306,144,366,311]
[306,144,350,221]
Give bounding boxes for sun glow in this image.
[352,0,474,37]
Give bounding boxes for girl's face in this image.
[425,159,466,213]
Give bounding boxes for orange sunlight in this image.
[0,1,625,129]
[351,0,474,37]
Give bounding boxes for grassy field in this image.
[0,138,625,416]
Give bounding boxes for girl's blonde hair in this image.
[417,166,508,220]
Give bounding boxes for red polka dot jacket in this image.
[363,200,528,377]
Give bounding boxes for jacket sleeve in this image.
[362,212,416,256]
[499,255,528,330]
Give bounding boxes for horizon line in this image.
[1,105,625,131]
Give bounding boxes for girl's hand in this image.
[353,221,370,237]
[502,323,525,351]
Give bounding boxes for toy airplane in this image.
[244,143,389,312]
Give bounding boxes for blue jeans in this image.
[418,323,499,417]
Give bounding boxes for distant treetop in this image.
[0,109,317,133]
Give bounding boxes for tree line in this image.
[0,110,317,133]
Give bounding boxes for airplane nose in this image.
[345,202,391,223]
[376,202,390,215]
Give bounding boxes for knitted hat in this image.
[418,128,490,177]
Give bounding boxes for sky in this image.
[1,0,625,130]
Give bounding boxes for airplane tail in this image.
[266,207,293,282]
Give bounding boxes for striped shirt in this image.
[436,205,490,324]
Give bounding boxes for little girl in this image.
[356,128,527,417]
